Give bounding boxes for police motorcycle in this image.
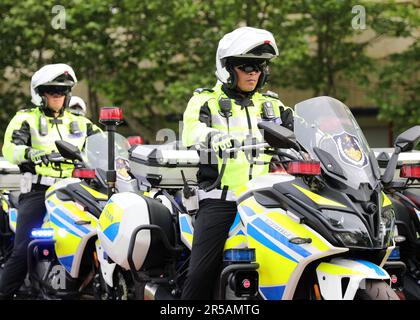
[0,132,144,270]
[24,107,144,300]
[374,137,420,299]
[0,158,20,266]
[118,96,404,300]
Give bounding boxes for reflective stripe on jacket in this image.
[2,107,97,178]
[182,84,291,193]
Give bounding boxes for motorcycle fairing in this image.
[46,178,107,218]
[45,191,98,277]
[97,192,155,271]
[98,200,124,243]
[1,196,16,233]
[80,184,108,200]
[224,212,248,250]
[95,240,116,288]
[8,208,17,233]
[292,184,347,208]
[316,258,390,300]
[178,173,297,251]
[239,195,347,300]
[179,214,193,250]
[178,212,247,251]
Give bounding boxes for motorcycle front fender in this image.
[96,241,116,288]
[316,258,390,300]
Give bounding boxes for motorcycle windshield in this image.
[294,96,377,190]
[82,132,130,171]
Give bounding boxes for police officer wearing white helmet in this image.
[0,63,98,299]
[68,95,87,116]
[68,96,102,134]
[181,27,294,299]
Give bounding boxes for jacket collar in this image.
[221,84,255,108]
[41,106,65,118]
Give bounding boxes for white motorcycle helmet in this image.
[68,96,87,116]
[215,26,279,90]
[30,63,77,109]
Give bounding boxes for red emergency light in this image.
[72,169,96,179]
[287,161,321,176]
[400,165,420,179]
[99,107,123,125]
[127,136,144,146]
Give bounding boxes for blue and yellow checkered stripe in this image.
[239,196,331,300]
[46,194,97,275]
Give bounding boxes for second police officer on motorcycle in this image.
[68,95,102,134]
[181,26,294,299]
[0,63,99,299]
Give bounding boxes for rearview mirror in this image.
[55,140,83,161]
[257,122,299,150]
[382,125,420,184]
[394,125,420,152]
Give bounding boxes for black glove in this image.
[242,136,261,161]
[209,132,240,159]
[26,148,49,166]
[280,106,294,131]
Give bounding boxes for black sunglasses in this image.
[40,86,70,96]
[236,62,266,73]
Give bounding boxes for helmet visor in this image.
[236,61,267,73]
[38,85,71,96]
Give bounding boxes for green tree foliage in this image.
[373,2,420,134]
[0,0,418,144]
[103,0,298,138]
[268,0,415,101]
[0,0,63,131]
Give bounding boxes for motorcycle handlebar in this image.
[46,152,65,163]
[203,143,271,192]
[46,152,81,166]
[225,142,270,154]
[202,142,271,155]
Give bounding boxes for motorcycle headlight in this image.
[380,207,395,247]
[320,209,372,248]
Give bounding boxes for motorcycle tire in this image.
[356,280,400,300]
[95,268,128,300]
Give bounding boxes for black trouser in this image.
[0,187,47,298]
[181,198,237,300]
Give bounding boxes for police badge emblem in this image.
[333,132,368,167]
[115,157,131,181]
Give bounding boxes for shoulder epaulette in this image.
[262,90,280,99]
[194,88,214,94]
[17,108,32,113]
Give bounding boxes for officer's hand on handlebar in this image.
[280,106,294,131]
[242,136,261,160]
[209,133,240,159]
[26,148,49,166]
[47,152,65,163]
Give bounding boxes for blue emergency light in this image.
[31,228,54,239]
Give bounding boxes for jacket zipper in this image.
[53,121,64,178]
[244,106,253,180]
